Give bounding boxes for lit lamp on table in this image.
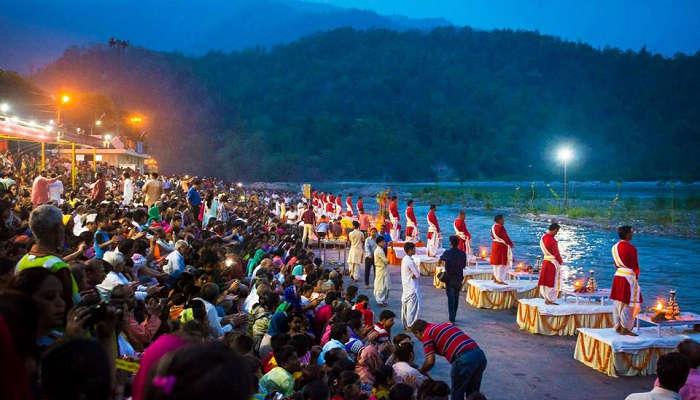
[480,247,488,260]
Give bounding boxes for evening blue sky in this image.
[323,0,700,56]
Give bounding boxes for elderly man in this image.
[16,204,80,306]
[163,240,188,279]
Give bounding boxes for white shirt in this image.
[401,254,420,301]
[48,180,63,203]
[392,361,427,389]
[96,271,147,300]
[163,249,185,277]
[194,297,232,338]
[123,178,134,204]
[625,387,682,400]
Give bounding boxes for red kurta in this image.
[538,233,563,287]
[356,199,364,212]
[453,218,471,252]
[610,240,642,304]
[490,223,513,265]
[427,210,440,239]
[389,200,399,219]
[345,197,354,216]
[405,206,417,237]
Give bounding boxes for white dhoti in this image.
[492,265,508,282]
[389,216,399,242]
[427,233,440,257]
[401,292,420,329]
[540,285,559,302]
[612,300,640,331]
[374,265,390,304]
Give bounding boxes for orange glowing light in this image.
[60,94,71,104]
[517,262,525,270]
[655,301,664,312]
[574,280,583,288]
[128,115,144,124]
[480,248,488,259]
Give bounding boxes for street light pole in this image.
[556,146,573,211]
[563,158,568,209]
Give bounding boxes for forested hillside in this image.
[32,27,700,181]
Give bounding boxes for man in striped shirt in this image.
[409,319,487,400]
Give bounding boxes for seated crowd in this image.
[0,159,460,400]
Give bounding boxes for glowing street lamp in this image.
[95,120,102,126]
[0,103,9,113]
[60,95,71,104]
[128,115,144,124]
[104,134,112,148]
[56,93,72,125]
[556,146,574,208]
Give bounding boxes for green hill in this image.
[31,27,700,181]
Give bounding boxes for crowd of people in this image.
[1,147,698,400]
[0,150,490,400]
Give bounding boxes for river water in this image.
[310,182,700,310]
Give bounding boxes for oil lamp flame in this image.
[480,248,488,259]
[655,301,664,312]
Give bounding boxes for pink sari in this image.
[355,345,382,386]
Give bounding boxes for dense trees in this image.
[31,27,700,181]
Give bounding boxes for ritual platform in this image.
[414,254,440,275]
[517,298,613,336]
[387,241,427,265]
[466,279,538,310]
[574,327,700,377]
[433,264,493,290]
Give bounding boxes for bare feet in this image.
[620,328,638,336]
[545,300,558,305]
[494,279,507,285]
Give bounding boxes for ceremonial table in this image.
[635,312,700,337]
[387,241,426,265]
[561,289,611,305]
[517,298,613,336]
[507,271,539,280]
[433,264,493,290]
[574,327,700,377]
[466,279,538,310]
[414,254,439,276]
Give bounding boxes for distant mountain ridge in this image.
[0,0,451,73]
[31,27,700,181]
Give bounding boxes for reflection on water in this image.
[414,204,700,310]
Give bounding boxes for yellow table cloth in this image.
[573,327,700,377]
[517,299,613,336]
[466,280,538,310]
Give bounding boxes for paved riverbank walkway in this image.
[325,252,654,399]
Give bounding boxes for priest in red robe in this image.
[335,194,343,218]
[345,194,354,217]
[405,199,419,242]
[538,223,563,304]
[389,195,400,241]
[453,210,472,256]
[490,214,513,284]
[610,225,642,336]
[356,196,364,213]
[426,204,441,257]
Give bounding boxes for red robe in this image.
[453,218,471,252]
[356,199,364,213]
[490,223,513,265]
[405,206,417,237]
[335,196,342,212]
[538,233,563,287]
[610,240,642,304]
[389,200,399,219]
[426,210,440,239]
[325,194,334,214]
[345,197,354,216]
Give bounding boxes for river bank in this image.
[250,181,700,238]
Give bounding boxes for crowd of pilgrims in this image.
[0,156,487,400]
